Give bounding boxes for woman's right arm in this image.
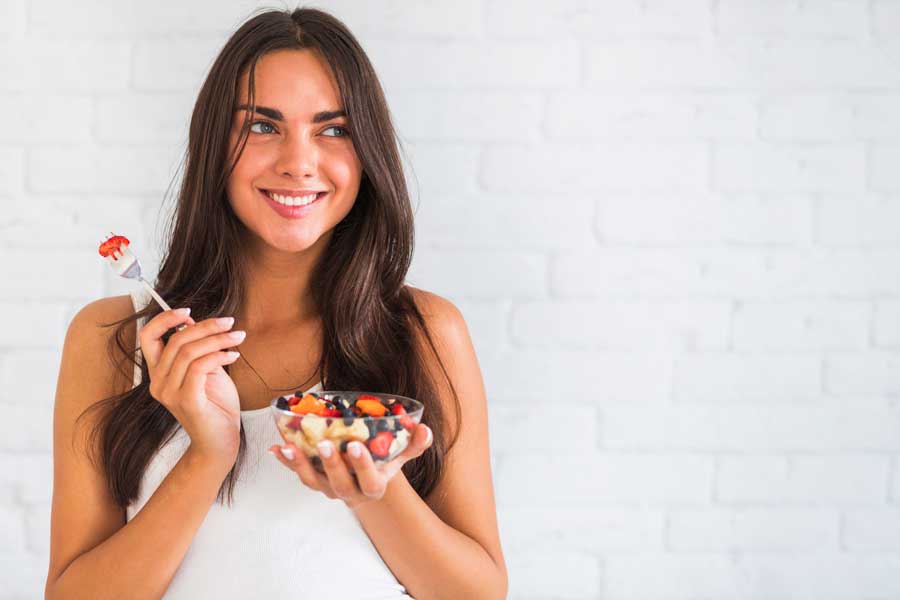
[45,297,242,600]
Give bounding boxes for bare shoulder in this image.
[407,286,470,352]
[63,294,138,403]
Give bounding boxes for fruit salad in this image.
[271,391,424,472]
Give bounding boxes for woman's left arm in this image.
[271,290,507,600]
[350,291,508,600]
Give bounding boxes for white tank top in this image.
[125,289,412,599]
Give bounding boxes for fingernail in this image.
[217,316,235,327]
[317,440,333,458]
[225,351,240,360]
[348,441,362,458]
[175,307,191,315]
[228,330,246,340]
[280,447,295,461]
[425,426,433,445]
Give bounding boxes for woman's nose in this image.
[274,133,318,178]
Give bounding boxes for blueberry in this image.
[364,417,377,437]
[276,397,289,410]
[393,418,403,431]
[339,439,349,453]
[376,419,390,432]
[343,416,355,426]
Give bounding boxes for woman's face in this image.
[226,49,363,254]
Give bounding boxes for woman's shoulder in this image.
[406,286,470,347]
[63,294,138,393]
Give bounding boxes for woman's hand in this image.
[269,424,433,509]
[140,308,246,463]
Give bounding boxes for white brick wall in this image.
[4,1,900,598]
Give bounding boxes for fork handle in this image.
[139,278,188,331]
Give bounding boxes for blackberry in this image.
[276,397,289,410]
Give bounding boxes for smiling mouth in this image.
[261,189,327,207]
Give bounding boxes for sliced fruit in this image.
[356,398,387,417]
[367,431,394,459]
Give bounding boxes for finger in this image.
[169,330,246,390]
[317,440,359,501]
[345,441,384,499]
[156,316,236,379]
[139,308,193,370]
[274,444,332,495]
[181,349,242,396]
[393,424,433,464]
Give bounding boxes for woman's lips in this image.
[259,189,326,219]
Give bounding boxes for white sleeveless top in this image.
[125,289,412,599]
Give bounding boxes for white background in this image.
[3,1,900,598]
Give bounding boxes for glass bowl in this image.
[270,391,424,473]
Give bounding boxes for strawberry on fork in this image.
[99,233,187,330]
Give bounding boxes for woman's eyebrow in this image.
[235,104,346,123]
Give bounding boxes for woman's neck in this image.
[235,231,330,332]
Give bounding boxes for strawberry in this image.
[321,405,342,417]
[288,395,301,406]
[98,235,130,257]
[367,431,394,459]
[390,404,407,416]
[286,416,302,430]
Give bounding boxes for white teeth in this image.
[265,190,319,207]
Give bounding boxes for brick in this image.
[500,506,664,552]
[716,455,889,503]
[479,349,670,402]
[0,453,53,504]
[0,249,103,300]
[668,507,838,551]
[762,93,900,141]
[391,91,541,142]
[874,301,900,348]
[554,247,900,298]
[0,94,92,143]
[716,0,867,36]
[365,40,580,90]
[605,554,742,598]
[825,353,900,396]
[414,193,595,249]
[870,144,900,191]
[0,504,26,555]
[404,142,480,196]
[602,404,900,451]
[0,147,23,196]
[0,39,129,92]
[0,402,50,451]
[481,143,708,192]
[320,0,483,38]
[0,0,24,37]
[0,350,61,409]
[25,503,50,554]
[510,299,730,351]
[133,39,221,91]
[714,142,865,192]
[96,92,193,143]
[843,508,900,550]
[818,193,900,245]
[28,0,267,36]
[454,301,506,358]
[27,145,179,194]
[586,39,900,89]
[673,353,821,402]
[487,0,712,38]
[738,553,900,598]
[546,92,757,140]
[598,193,813,245]
[0,303,66,348]
[489,403,598,452]
[408,249,546,300]
[506,552,599,599]
[732,300,869,350]
[497,453,712,504]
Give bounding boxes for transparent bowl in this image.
[271,391,424,473]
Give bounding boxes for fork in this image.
[100,233,188,331]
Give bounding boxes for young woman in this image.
[46,8,507,599]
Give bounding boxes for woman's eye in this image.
[249,120,276,134]
[322,125,348,137]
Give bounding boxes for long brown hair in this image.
[79,7,460,508]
